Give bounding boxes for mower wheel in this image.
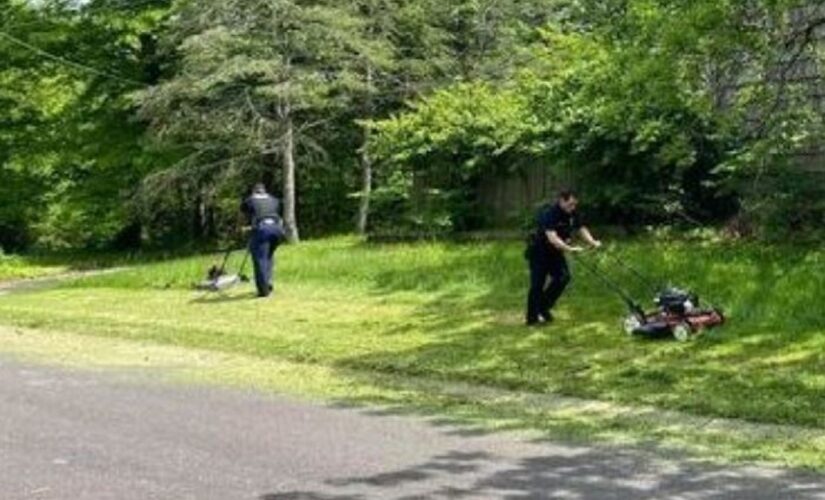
[672,322,692,343]
[623,315,642,336]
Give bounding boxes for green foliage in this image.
[131,0,403,242]
[369,81,541,232]
[371,0,823,232]
[0,253,64,281]
[0,0,169,250]
[1,0,823,250]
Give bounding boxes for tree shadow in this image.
[260,445,825,499]
[332,241,825,427]
[190,291,259,304]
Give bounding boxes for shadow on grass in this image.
[190,291,260,304]
[332,241,825,427]
[260,445,825,499]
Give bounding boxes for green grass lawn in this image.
[0,236,824,465]
[0,254,70,281]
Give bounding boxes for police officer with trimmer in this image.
[241,183,286,298]
[526,189,602,326]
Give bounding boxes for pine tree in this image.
[138,0,387,242]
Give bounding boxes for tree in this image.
[440,0,563,80]
[0,1,44,249]
[138,0,391,242]
[370,0,825,232]
[348,2,436,235]
[3,0,821,250]
[0,0,169,250]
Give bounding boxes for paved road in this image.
[2,359,825,500]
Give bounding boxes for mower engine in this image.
[655,287,698,315]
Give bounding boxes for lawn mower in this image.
[195,247,251,292]
[573,251,726,342]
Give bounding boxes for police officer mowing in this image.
[241,183,286,298]
[526,189,602,326]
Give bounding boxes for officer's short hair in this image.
[252,183,267,194]
[558,188,577,201]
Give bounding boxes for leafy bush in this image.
[370,3,822,236]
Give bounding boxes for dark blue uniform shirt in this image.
[241,194,281,227]
[534,203,583,255]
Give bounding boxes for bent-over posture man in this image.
[526,189,601,326]
[241,183,286,298]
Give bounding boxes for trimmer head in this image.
[194,250,251,293]
[197,274,241,292]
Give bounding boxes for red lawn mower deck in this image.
[623,297,726,342]
[575,253,727,342]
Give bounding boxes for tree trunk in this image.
[193,191,205,241]
[282,116,300,242]
[357,64,374,236]
[357,128,373,235]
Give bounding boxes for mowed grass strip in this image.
[0,237,823,429]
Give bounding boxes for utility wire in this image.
[90,0,171,11]
[0,30,147,87]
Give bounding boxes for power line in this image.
[88,0,172,11]
[0,30,147,87]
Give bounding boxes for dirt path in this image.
[0,268,124,297]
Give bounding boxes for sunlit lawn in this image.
[0,237,822,429]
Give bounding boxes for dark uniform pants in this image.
[526,247,571,323]
[249,222,285,297]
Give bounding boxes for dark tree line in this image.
[1,0,823,251]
